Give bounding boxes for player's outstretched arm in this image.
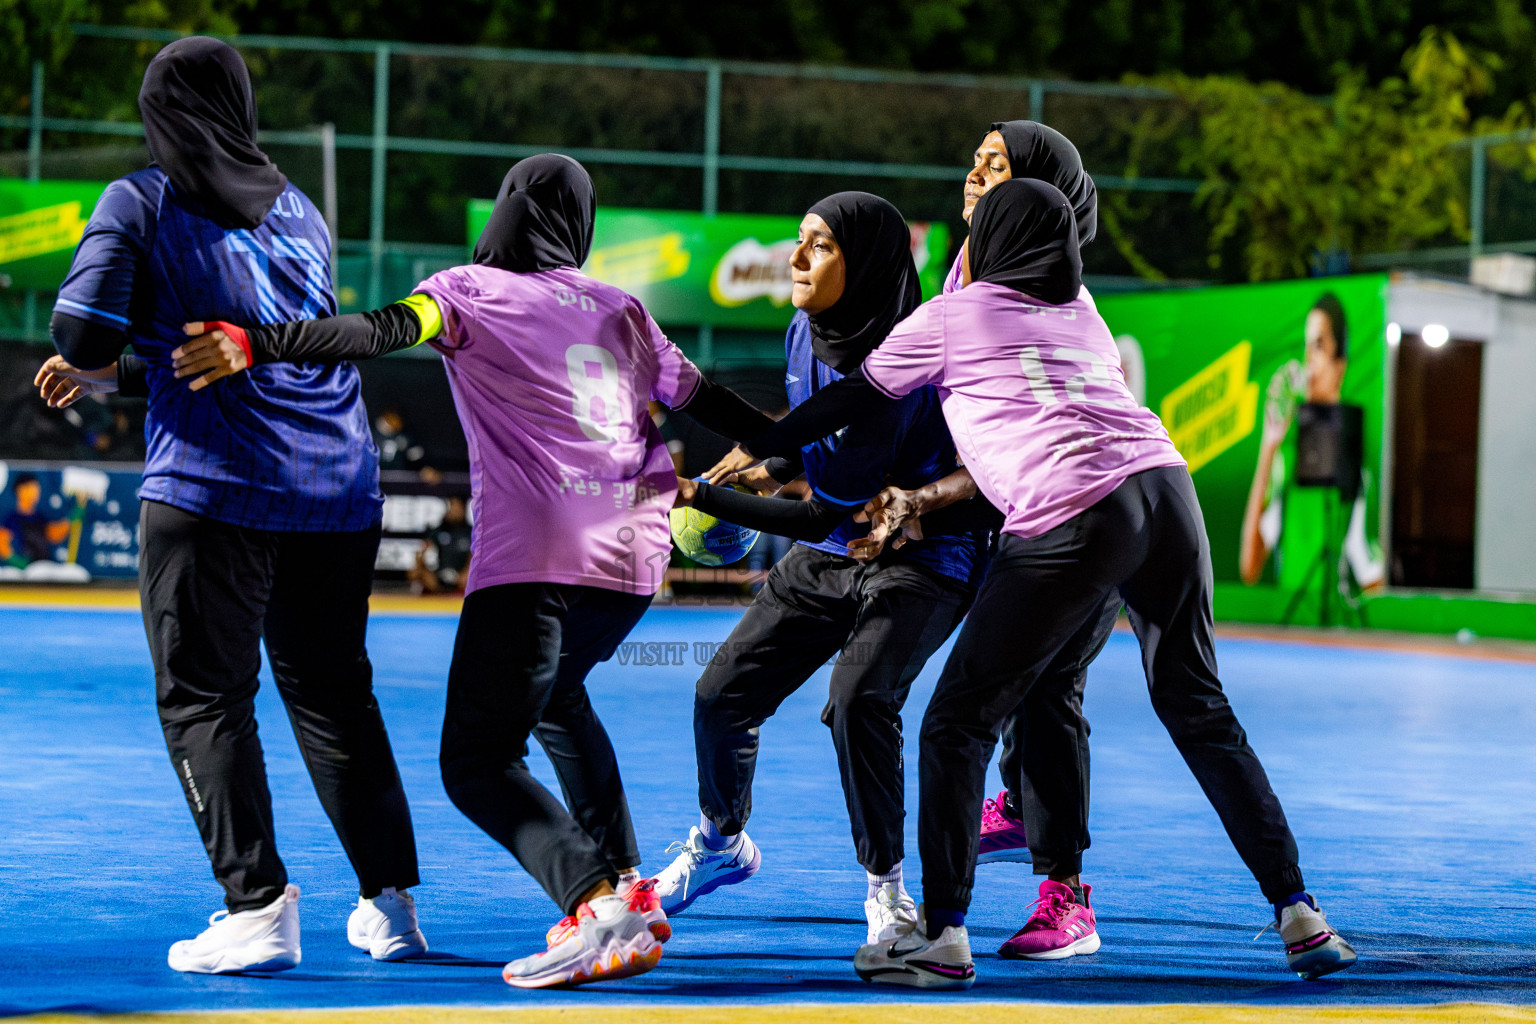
[672,376,777,443]
[678,476,848,544]
[739,368,894,462]
[173,295,442,391]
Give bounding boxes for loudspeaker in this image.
[1295,402,1363,500]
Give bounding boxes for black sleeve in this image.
[244,303,424,365]
[116,354,149,398]
[917,494,1006,537]
[672,376,777,443]
[765,454,804,485]
[742,368,893,459]
[693,482,849,544]
[51,311,128,371]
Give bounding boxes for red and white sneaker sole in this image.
[503,933,662,989]
[643,908,671,943]
[1000,930,1101,960]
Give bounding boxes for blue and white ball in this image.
[670,485,761,567]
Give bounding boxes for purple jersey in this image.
[862,282,1185,540]
[415,265,700,596]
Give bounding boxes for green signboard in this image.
[1097,274,1389,609]
[467,202,949,328]
[0,180,109,291]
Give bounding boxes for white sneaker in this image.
[503,893,662,989]
[1275,894,1358,980]
[653,826,761,914]
[348,886,428,961]
[167,883,301,974]
[864,882,918,944]
[854,904,975,989]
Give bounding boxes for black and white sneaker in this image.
[1274,894,1358,980]
[854,905,975,989]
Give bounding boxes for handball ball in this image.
[671,484,761,567]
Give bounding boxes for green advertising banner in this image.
[0,180,109,291]
[1097,274,1389,610]
[467,202,949,328]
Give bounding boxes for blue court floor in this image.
[2,602,1535,1016]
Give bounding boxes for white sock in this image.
[587,893,627,921]
[867,862,905,900]
[617,869,641,887]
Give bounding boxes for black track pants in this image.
[996,591,1121,860]
[439,581,651,916]
[695,545,974,874]
[917,467,1304,913]
[139,500,419,913]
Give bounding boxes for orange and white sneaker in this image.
[502,894,662,989]
[621,877,671,943]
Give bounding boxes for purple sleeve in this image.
[413,269,473,354]
[861,300,945,399]
[941,248,964,295]
[638,302,702,408]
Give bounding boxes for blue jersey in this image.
[784,311,983,585]
[56,168,381,532]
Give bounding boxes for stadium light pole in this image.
[368,44,391,309]
[25,60,43,339]
[319,122,339,283]
[698,61,723,369]
[1470,137,1487,260]
[27,61,43,183]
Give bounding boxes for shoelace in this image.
[873,889,917,929]
[544,914,580,947]
[980,796,1012,831]
[1020,891,1073,931]
[1254,904,1331,944]
[663,838,719,901]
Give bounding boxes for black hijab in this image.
[988,120,1097,246]
[804,191,922,374]
[472,154,596,273]
[139,37,287,230]
[968,178,1082,305]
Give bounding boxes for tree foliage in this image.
[1120,29,1533,280]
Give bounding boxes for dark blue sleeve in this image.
[808,392,914,508]
[54,176,156,342]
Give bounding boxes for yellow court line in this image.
[0,586,465,616]
[0,585,140,609]
[13,1005,1536,1024]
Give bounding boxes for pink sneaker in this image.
[977,790,1032,864]
[998,879,1100,960]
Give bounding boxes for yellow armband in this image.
[396,293,444,344]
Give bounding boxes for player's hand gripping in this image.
[846,485,926,562]
[703,446,762,485]
[175,321,253,391]
[34,355,119,409]
[732,464,783,495]
[674,476,699,507]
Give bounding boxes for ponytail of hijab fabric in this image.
[139,37,288,229]
[988,120,1097,247]
[803,191,922,374]
[967,178,1082,305]
[472,154,596,273]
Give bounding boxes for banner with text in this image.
[0,180,110,291]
